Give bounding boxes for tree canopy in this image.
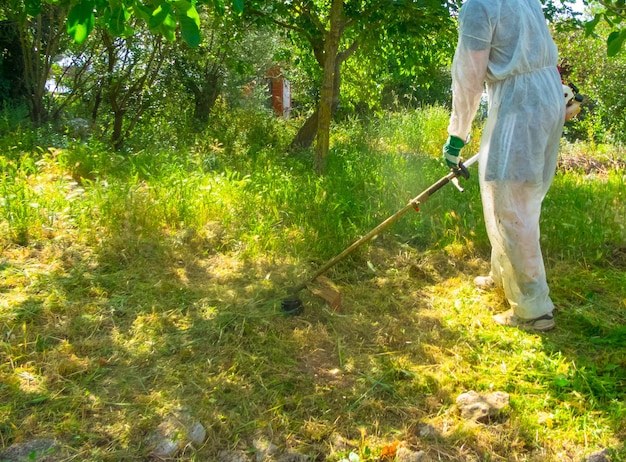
[7,0,626,56]
[11,0,245,47]
[583,0,626,56]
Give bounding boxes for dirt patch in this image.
[558,153,626,175]
[605,242,626,269]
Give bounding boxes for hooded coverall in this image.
[448,0,565,319]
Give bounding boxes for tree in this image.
[7,0,458,169]
[247,0,455,174]
[8,2,69,123]
[58,25,171,150]
[172,9,276,130]
[174,38,225,130]
[314,0,343,173]
[560,0,626,56]
[98,29,167,150]
[347,2,456,110]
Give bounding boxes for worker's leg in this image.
[484,180,554,319]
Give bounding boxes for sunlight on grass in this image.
[1,108,624,460]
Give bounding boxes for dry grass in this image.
[2,220,624,460]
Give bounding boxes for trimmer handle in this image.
[453,161,470,179]
[453,153,479,179]
[448,153,478,192]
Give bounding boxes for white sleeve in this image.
[447,0,492,141]
[447,48,489,141]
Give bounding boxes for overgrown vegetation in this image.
[1,106,625,461]
[554,19,626,145]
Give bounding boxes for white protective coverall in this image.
[448,0,565,319]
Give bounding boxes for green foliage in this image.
[341,1,456,111]
[607,28,626,56]
[0,20,25,107]
[175,1,201,47]
[22,0,237,46]
[55,140,124,180]
[0,105,29,140]
[554,24,626,144]
[67,0,95,43]
[246,0,456,118]
[544,167,626,262]
[0,156,39,245]
[581,0,626,56]
[372,105,451,157]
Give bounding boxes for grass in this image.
[0,107,625,461]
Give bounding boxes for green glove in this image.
[442,135,465,168]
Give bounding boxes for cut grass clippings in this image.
[2,235,624,461]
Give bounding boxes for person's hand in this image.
[565,101,581,122]
[563,84,582,122]
[442,135,465,168]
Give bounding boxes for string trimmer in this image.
[281,153,480,315]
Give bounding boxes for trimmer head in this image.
[281,296,304,315]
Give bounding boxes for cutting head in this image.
[281,296,303,315]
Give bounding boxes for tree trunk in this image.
[192,73,221,130]
[101,32,164,151]
[290,109,319,151]
[111,109,126,151]
[289,6,359,158]
[289,43,355,153]
[18,9,62,124]
[314,0,344,174]
[91,87,102,123]
[174,58,223,131]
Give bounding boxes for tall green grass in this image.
[544,171,626,262]
[1,104,623,279]
[0,106,468,257]
[6,105,622,266]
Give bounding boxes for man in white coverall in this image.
[442,0,566,331]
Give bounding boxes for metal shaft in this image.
[289,154,479,295]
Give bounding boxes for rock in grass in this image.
[276,453,309,462]
[218,450,251,462]
[147,411,206,459]
[585,448,611,462]
[456,390,510,422]
[329,433,353,452]
[253,438,279,461]
[396,447,428,462]
[418,423,439,438]
[0,439,61,461]
[218,448,308,462]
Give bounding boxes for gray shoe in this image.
[492,309,555,332]
[474,275,496,290]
